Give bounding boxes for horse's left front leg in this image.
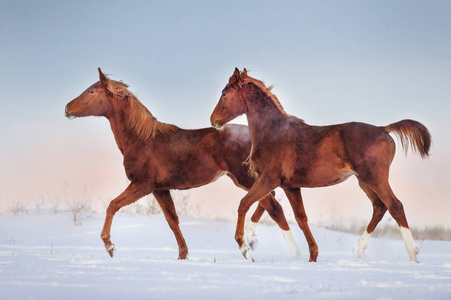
[101,182,152,257]
[283,187,318,262]
[235,176,276,259]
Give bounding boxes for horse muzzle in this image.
[211,120,223,130]
[65,106,76,120]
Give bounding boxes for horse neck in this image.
[106,98,141,154]
[244,88,287,144]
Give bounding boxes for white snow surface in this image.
[1,213,450,299]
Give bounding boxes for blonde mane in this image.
[104,78,179,139]
[239,72,287,115]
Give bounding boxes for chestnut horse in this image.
[211,68,431,262]
[65,68,300,259]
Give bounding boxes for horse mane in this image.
[238,71,287,115]
[104,77,180,139]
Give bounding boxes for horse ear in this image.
[98,67,108,87]
[229,67,241,85]
[242,68,248,76]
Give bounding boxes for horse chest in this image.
[122,145,156,181]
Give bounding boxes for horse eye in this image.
[221,93,226,97]
[89,90,94,94]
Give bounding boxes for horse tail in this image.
[384,119,431,159]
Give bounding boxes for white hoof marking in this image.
[282,230,300,260]
[240,244,251,260]
[245,221,258,251]
[400,227,419,262]
[356,230,371,258]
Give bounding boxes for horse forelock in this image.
[238,72,286,115]
[104,77,179,139]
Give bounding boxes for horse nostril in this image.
[65,107,76,119]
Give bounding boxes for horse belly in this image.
[287,150,355,188]
[312,169,354,187]
[155,163,224,190]
[289,168,353,188]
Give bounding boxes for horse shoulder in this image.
[122,140,156,182]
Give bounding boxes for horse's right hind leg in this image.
[360,179,419,262]
[356,180,388,258]
[153,190,188,259]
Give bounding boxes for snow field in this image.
[1,213,450,299]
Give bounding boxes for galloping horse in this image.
[210,68,431,262]
[65,68,300,259]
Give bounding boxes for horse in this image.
[210,68,431,262]
[65,68,301,260]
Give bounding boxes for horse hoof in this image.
[245,222,258,251]
[355,253,365,261]
[106,244,116,258]
[178,252,188,260]
[308,257,317,262]
[248,239,258,251]
[240,245,251,259]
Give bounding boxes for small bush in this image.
[323,222,451,241]
[8,200,27,215]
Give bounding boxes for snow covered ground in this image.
[1,212,450,299]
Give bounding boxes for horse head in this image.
[210,68,248,129]
[65,68,112,119]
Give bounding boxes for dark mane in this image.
[104,77,180,139]
[238,72,287,115]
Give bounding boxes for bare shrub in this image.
[323,220,451,241]
[68,200,94,226]
[8,200,27,215]
[413,226,451,241]
[118,190,196,216]
[173,190,192,216]
[120,195,161,215]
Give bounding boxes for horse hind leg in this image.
[356,181,388,258]
[153,190,189,259]
[257,194,299,260]
[361,179,419,262]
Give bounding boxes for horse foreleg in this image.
[245,204,265,251]
[153,190,189,259]
[283,187,318,262]
[258,194,299,260]
[235,177,275,259]
[101,182,151,257]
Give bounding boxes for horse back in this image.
[122,124,253,190]
[277,121,393,187]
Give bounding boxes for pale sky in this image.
[1,1,450,228]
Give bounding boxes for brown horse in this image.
[210,68,431,262]
[65,68,300,259]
